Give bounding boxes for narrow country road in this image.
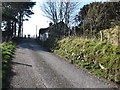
[9,38,117,88]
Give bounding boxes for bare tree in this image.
[59,1,64,21]
[40,0,79,26]
[64,1,79,26]
[41,1,58,24]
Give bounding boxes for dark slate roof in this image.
[39,28,49,34]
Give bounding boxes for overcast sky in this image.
[23,0,107,37]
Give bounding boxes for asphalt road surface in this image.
[9,38,118,88]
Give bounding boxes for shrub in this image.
[0,41,16,88]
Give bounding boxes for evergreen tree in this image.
[2,2,36,41]
[77,2,120,37]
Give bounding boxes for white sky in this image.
[23,0,107,37]
[23,0,50,37]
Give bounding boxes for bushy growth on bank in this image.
[53,37,120,83]
[40,35,120,84]
[1,41,16,87]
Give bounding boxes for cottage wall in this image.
[39,32,49,41]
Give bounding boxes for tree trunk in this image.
[11,21,14,38]
[14,21,17,37]
[18,12,22,37]
[74,27,76,36]
[6,20,11,42]
[21,20,23,37]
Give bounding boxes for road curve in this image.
[9,38,117,88]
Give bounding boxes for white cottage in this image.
[39,21,69,41]
[39,28,49,41]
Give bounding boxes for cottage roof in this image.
[39,21,69,35]
[39,28,49,34]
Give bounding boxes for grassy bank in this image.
[40,36,120,84]
[1,41,16,88]
[54,37,120,84]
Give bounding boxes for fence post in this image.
[100,31,103,41]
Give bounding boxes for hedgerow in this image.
[53,37,120,83]
[0,41,16,88]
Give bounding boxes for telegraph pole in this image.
[36,25,37,38]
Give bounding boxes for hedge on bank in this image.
[1,41,16,87]
[52,37,120,83]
